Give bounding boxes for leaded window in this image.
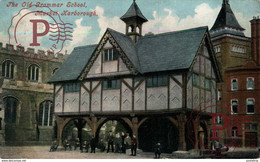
[103,80,120,90]
[39,101,53,126]
[103,48,119,62]
[146,75,168,87]
[64,83,80,93]
[28,64,39,81]
[4,97,18,124]
[2,60,14,79]
[193,74,199,87]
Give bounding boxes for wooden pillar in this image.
[55,116,63,146]
[177,114,187,151]
[194,118,200,149]
[206,119,212,149]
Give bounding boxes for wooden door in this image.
[245,132,257,147]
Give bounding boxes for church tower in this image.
[120,0,148,42]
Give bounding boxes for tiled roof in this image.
[49,26,208,83]
[210,1,244,31]
[120,1,148,22]
[48,44,97,83]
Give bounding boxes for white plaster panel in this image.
[200,76,205,88]
[200,56,205,74]
[172,74,182,84]
[104,40,113,48]
[80,87,89,112]
[54,87,63,113]
[205,91,211,113]
[124,78,132,87]
[205,59,211,78]
[134,81,145,111]
[84,82,90,90]
[88,53,101,75]
[119,58,130,72]
[147,87,167,110]
[186,76,192,109]
[64,93,79,112]
[193,87,200,110]
[91,85,101,112]
[212,68,216,79]
[122,84,132,111]
[55,84,61,93]
[92,81,100,89]
[102,89,120,111]
[170,78,182,109]
[103,61,118,73]
[203,46,210,57]
[192,56,200,73]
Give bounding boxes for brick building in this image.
[222,17,260,148]
[0,43,68,145]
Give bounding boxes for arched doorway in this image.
[95,118,133,151]
[3,96,19,141]
[138,117,179,153]
[62,118,88,147]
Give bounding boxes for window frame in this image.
[192,73,199,87]
[246,77,254,90]
[231,78,238,91]
[231,126,238,137]
[103,48,119,62]
[28,64,39,82]
[231,99,238,114]
[64,83,80,93]
[103,79,121,90]
[246,98,255,114]
[2,60,15,79]
[39,100,54,126]
[205,78,211,90]
[146,75,168,88]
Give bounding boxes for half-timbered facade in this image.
[49,1,221,152]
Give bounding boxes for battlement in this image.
[0,42,69,62]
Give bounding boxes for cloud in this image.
[0,9,47,51]
[95,6,125,41]
[65,18,92,53]
[143,3,221,34]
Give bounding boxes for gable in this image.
[79,29,139,80]
[190,32,221,82]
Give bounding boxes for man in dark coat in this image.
[49,139,58,152]
[107,132,114,153]
[131,135,137,156]
[74,138,80,150]
[81,140,89,153]
[121,132,126,153]
[90,135,96,153]
[154,143,161,159]
[64,139,72,151]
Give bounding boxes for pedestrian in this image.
[107,132,114,153]
[115,133,122,153]
[81,140,89,153]
[154,143,161,159]
[121,132,126,153]
[90,135,96,153]
[131,135,137,156]
[125,133,131,150]
[214,140,221,157]
[49,139,58,152]
[74,138,80,150]
[64,139,72,151]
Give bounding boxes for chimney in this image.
[251,16,260,65]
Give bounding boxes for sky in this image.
[0,0,259,55]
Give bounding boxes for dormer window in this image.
[103,48,119,62]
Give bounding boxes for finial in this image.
[133,0,136,2]
[223,0,229,4]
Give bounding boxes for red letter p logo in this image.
[30,19,49,46]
